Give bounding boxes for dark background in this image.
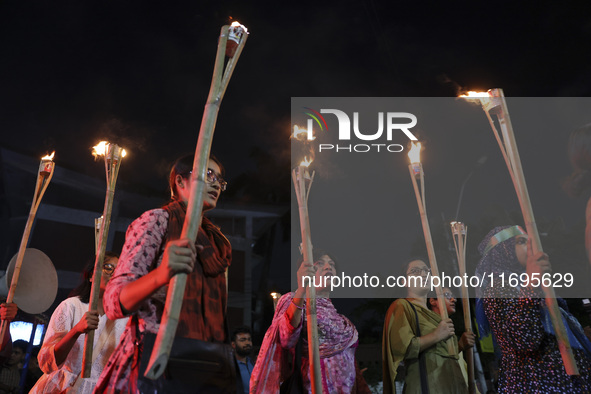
[2,1,591,383]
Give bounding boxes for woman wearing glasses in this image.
[95,154,232,393]
[31,252,127,394]
[382,259,468,394]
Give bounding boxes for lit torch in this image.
[407,142,456,355]
[82,141,126,378]
[291,124,322,394]
[460,88,578,375]
[0,152,56,347]
[144,21,248,380]
[450,221,475,393]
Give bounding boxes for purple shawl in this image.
[250,292,358,393]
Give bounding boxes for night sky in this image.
[2,2,591,300]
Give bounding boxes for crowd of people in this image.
[1,124,591,393]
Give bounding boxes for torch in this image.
[407,142,456,355]
[143,21,248,380]
[291,152,323,394]
[460,89,578,375]
[81,141,126,378]
[0,152,55,348]
[450,221,475,394]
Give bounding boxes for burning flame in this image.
[270,292,279,300]
[92,141,127,158]
[291,124,315,141]
[41,152,55,161]
[459,91,490,98]
[230,21,248,34]
[92,141,109,157]
[407,142,422,164]
[300,156,313,167]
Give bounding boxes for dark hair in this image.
[564,123,591,198]
[169,153,225,200]
[427,287,456,310]
[12,339,28,353]
[297,249,339,273]
[231,325,251,342]
[398,256,429,279]
[69,251,119,303]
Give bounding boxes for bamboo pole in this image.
[144,23,248,380]
[82,143,124,377]
[94,216,102,255]
[0,153,55,348]
[407,160,456,356]
[474,88,578,375]
[291,165,322,394]
[451,221,475,394]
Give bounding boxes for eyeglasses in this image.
[103,263,116,276]
[184,169,227,191]
[206,169,227,191]
[443,291,456,300]
[407,267,431,276]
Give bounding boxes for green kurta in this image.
[382,299,468,394]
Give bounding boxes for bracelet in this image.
[291,299,305,310]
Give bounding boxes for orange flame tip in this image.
[407,142,422,164]
[300,157,313,167]
[92,141,109,157]
[41,151,55,161]
[230,21,248,34]
[92,141,127,159]
[292,124,315,141]
[459,91,490,98]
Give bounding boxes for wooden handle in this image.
[144,24,247,380]
[0,164,53,348]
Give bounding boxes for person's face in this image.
[314,255,337,291]
[9,347,24,366]
[232,333,252,357]
[406,260,430,291]
[443,288,456,314]
[100,256,118,291]
[203,160,224,211]
[92,256,118,292]
[515,235,528,267]
[176,160,224,211]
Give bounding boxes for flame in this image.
[230,21,248,34]
[459,91,490,98]
[41,151,55,161]
[92,141,127,158]
[92,141,109,157]
[270,292,279,300]
[291,124,315,141]
[300,156,313,167]
[407,142,422,164]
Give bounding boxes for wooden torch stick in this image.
[144,22,248,380]
[465,89,578,375]
[82,143,125,377]
[291,165,322,394]
[451,221,475,394]
[0,153,55,348]
[407,143,456,355]
[94,216,102,255]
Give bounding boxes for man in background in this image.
[231,326,254,394]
